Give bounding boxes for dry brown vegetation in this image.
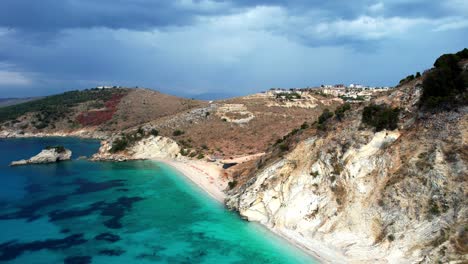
[150,93,342,157]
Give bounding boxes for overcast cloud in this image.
[0,0,467,98]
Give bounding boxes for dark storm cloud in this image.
[0,0,208,32]
[0,0,466,97]
[0,0,456,32]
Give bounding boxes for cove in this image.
[0,138,316,263]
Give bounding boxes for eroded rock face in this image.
[92,135,180,161]
[131,136,180,160]
[11,147,72,166]
[226,85,468,264]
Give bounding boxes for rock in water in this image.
[10,146,72,166]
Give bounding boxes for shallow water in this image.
[0,138,316,263]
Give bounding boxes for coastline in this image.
[155,158,344,264]
[2,133,340,263]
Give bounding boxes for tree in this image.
[362,104,400,131]
[318,109,334,124]
[420,49,467,109]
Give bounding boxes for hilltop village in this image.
[265,84,393,102]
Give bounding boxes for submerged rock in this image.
[10,146,72,166]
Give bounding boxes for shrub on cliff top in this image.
[109,137,129,153]
[362,104,400,131]
[420,48,468,109]
[46,145,66,153]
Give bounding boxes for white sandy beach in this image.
[155,158,228,203]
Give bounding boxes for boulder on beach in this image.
[10,146,72,166]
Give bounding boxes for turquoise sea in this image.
[0,138,316,264]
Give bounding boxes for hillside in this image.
[0,88,206,137]
[225,50,468,263]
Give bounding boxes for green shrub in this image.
[421,48,468,109]
[399,74,415,85]
[34,122,48,129]
[137,126,144,135]
[173,130,185,136]
[279,143,289,152]
[335,103,351,121]
[110,137,129,153]
[197,153,205,159]
[150,129,159,136]
[46,145,66,153]
[290,128,300,135]
[300,122,309,129]
[228,180,238,189]
[318,109,334,124]
[362,104,400,131]
[429,198,441,216]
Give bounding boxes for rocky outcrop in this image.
[92,135,181,161]
[11,147,72,166]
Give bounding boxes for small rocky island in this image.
[10,146,72,166]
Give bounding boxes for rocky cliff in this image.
[226,82,467,263]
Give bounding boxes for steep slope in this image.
[225,52,468,263]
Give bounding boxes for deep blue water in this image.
[0,138,316,263]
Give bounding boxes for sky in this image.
[0,0,467,99]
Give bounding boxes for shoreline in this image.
[269,228,347,264]
[154,158,227,203]
[154,158,345,264]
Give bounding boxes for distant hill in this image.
[0,87,206,132]
[191,92,241,100]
